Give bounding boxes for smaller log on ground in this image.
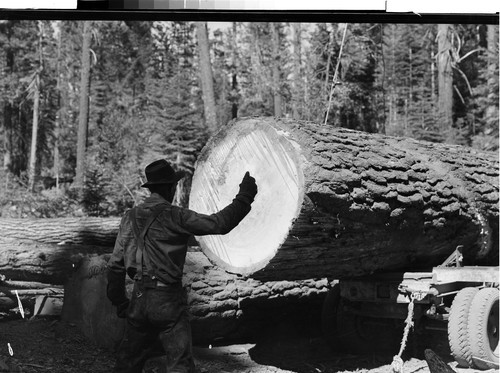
[0,217,120,246]
[62,253,331,351]
[0,286,63,312]
[0,238,112,284]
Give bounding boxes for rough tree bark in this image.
[53,20,63,189]
[61,253,329,350]
[230,22,239,119]
[28,22,44,192]
[189,117,499,281]
[0,217,119,245]
[195,21,217,134]
[75,20,92,187]
[437,24,453,139]
[0,238,110,284]
[0,217,120,284]
[291,23,301,120]
[271,23,282,117]
[485,25,499,127]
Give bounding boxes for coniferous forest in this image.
[0,21,498,218]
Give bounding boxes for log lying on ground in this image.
[0,237,111,284]
[62,253,330,350]
[0,217,120,246]
[0,218,197,284]
[0,283,63,312]
[189,117,499,281]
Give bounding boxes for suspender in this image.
[130,204,166,280]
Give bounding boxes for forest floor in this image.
[0,316,495,373]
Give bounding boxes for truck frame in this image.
[321,247,499,370]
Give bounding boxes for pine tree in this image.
[472,24,499,151]
[75,21,92,188]
[196,21,217,133]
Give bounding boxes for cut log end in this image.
[189,119,304,275]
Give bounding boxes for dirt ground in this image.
[0,316,495,373]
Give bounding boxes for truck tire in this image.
[321,284,340,349]
[468,287,499,370]
[448,287,478,367]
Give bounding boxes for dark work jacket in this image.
[107,192,252,306]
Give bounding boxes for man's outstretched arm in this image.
[174,172,258,236]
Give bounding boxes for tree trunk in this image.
[230,22,239,119]
[28,22,44,192]
[75,21,92,187]
[271,23,282,117]
[0,239,111,284]
[0,287,63,312]
[485,25,499,126]
[2,22,14,173]
[0,217,120,246]
[195,22,217,134]
[61,253,330,350]
[27,73,40,192]
[189,117,499,281]
[53,21,63,189]
[291,23,301,120]
[0,217,122,283]
[437,24,453,139]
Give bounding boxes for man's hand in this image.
[237,171,258,204]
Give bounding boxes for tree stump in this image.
[189,117,499,281]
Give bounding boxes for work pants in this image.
[113,278,195,373]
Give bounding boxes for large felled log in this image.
[0,218,199,284]
[189,117,499,281]
[62,253,330,350]
[0,217,120,246]
[0,217,120,283]
[0,238,111,284]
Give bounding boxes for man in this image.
[107,159,257,373]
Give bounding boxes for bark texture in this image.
[0,217,120,283]
[62,254,330,350]
[190,117,499,281]
[196,21,217,134]
[75,20,92,187]
[0,237,111,284]
[0,217,120,246]
[437,24,453,137]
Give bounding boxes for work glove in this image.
[236,171,257,204]
[116,299,130,318]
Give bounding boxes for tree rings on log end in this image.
[189,118,304,276]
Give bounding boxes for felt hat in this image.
[141,159,184,188]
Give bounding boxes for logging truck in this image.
[321,246,499,370]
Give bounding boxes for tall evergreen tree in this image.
[437,24,454,141]
[75,21,92,187]
[196,22,218,133]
